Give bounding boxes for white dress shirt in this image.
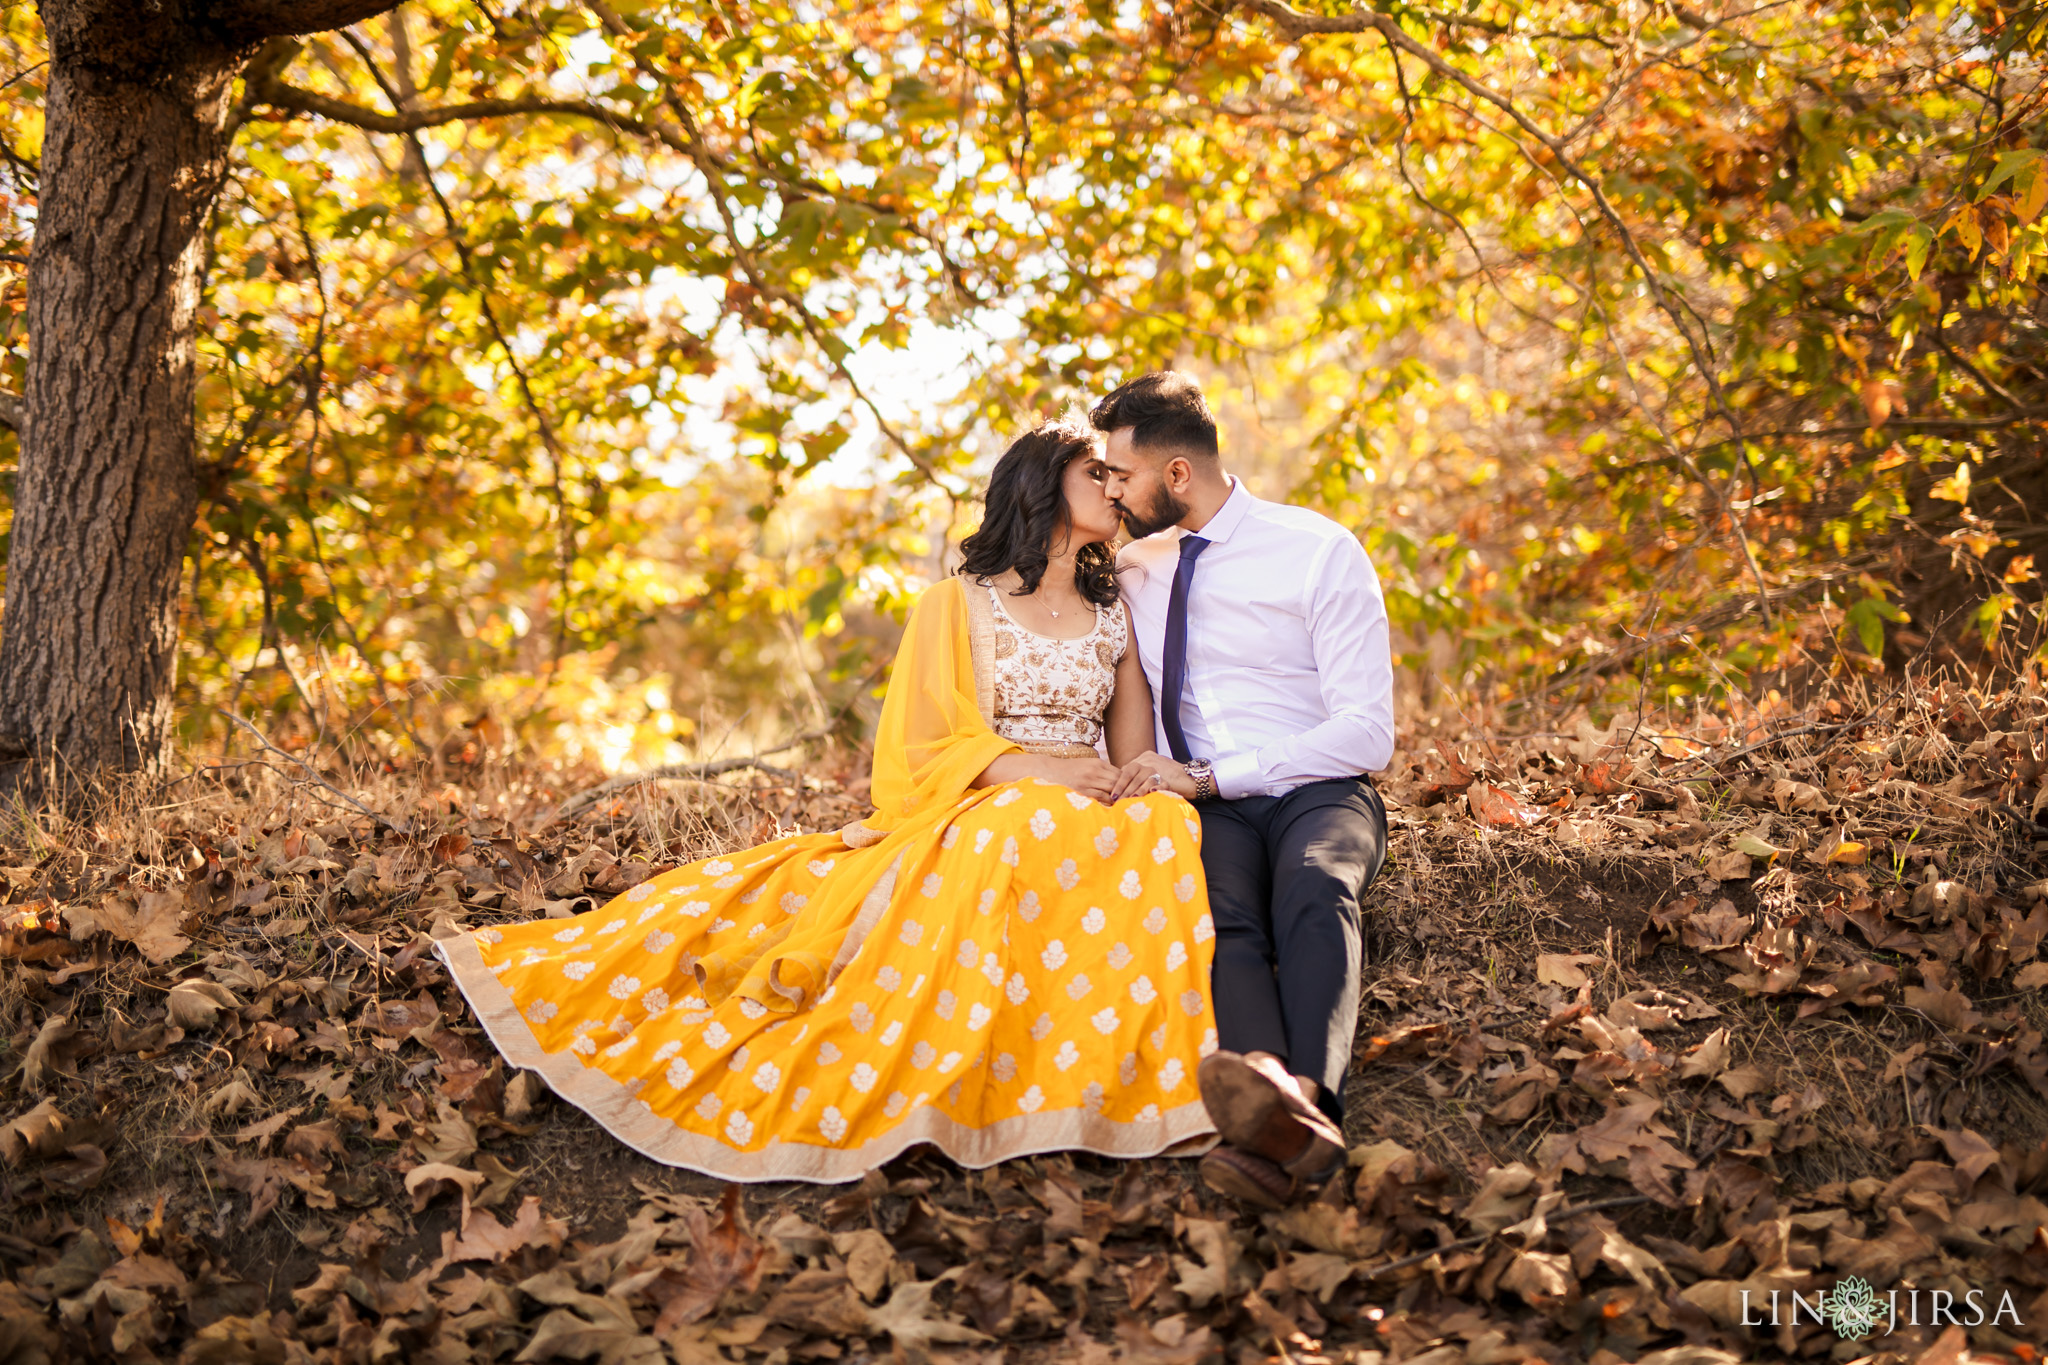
[1117,478,1394,800]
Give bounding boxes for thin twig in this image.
[219,711,413,834]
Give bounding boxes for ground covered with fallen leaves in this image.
[4,675,2048,1365]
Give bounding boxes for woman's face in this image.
[1058,446,1123,549]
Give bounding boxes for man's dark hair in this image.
[1088,371,1218,460]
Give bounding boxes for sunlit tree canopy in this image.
[1,0,2041,771]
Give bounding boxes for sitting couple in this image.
[437,371,1393,1206]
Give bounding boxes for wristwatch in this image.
[1183,758,1215,802]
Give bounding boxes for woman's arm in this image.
[973,751,1118,801]
[1105,612,1156,767]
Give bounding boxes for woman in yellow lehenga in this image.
[437,419,1217,1182]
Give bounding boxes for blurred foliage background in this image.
[0,0,2043,775]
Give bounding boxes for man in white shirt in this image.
[1096,371,1392,1208]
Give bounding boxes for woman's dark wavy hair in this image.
[957,418,1119,608]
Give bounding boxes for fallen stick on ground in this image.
[546,728,832,827]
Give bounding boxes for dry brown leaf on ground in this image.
[1681,899,1751,950]
[1171,1217,1247,1307]
[21,1013,82,1092]
[1464,1163,1539,1235]
[1536,954,1599,988]
[1272,1199,1386,1259]
[864,1273,990,1349]
[1497,1249,1576,1308]
[213,1151,296,1227]
[1113,1314,1216,1365]
[1562,1099,1696,1205]
[200,1076,261,1117]
[407,1161,487,1210]
[515,1304,662,1364]
[647,1188,764,1331]
[1716,1064,1771,1100]
[1282,1250,1356,1303]
[831,1227,896,1301]
[1,1097,71,1163]
[62,890,193,964]
[1470,783,1544,828]
[229,1105,302,1147]
[443,1195,566,1264]
[763,1268,871,1336]
[1703,849,1752,881]
[165,979,241,1030]
[1677,1028,1729,1080]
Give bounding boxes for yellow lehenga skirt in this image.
[437,778,1218,1182]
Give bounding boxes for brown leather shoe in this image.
[1198,1144,1295,1210]
[1196,1051,1346,1181]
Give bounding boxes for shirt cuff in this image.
[1211,751,1266,801]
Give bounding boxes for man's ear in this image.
[1165,455,1192,493]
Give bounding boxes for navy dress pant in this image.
[1198,777,1388,1128]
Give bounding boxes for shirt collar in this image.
[1186,476,1252,546]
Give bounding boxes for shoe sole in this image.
[1196,1052,1344,1179]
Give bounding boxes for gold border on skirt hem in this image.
[434,931,1217,1184]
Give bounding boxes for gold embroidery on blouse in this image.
[984,585,1127,752]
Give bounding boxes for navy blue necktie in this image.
[1160,534,1210,763]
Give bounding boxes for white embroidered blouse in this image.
[984,583,1127,753]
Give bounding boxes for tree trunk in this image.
[0,14,242,782]
[0,0,395,787]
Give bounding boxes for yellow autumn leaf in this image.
[1947,205,1983,257]
[2005,554,2038,584]
[2021,164,2048,224]
[1928,463,1973,504]
[1826,841,1867,865]
[1949,529,1999,559]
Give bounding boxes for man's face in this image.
[1101,428,1187,539]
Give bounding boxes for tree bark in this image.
[1,0,396,785]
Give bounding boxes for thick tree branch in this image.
[242,43,987,305]
[206,0,405,43]
[248,68,661,138]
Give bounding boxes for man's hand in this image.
[1110,751,1199,802]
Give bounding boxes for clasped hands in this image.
[1037,750,1199,804]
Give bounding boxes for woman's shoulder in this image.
[907,575,991,635]
[914,576,970,612]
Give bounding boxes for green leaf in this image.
[1978,149,2043,200]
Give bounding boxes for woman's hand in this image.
[1110,751,1199,802]
[1043,754,1121,804]
[974,751,1121,802]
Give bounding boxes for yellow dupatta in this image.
[698,578,1020,1011]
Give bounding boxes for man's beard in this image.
[1118,486,1187,540]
